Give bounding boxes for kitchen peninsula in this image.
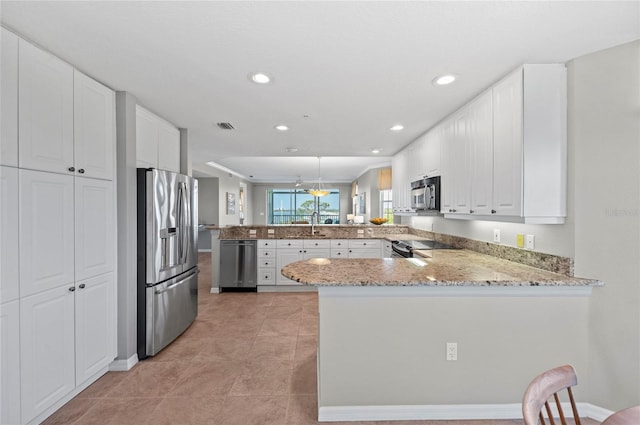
[281,252,602,422]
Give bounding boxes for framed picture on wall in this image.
[359,192,366,214]
[226,192,236,215]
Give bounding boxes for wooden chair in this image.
[522,364,582,425]
[602,406,640,425]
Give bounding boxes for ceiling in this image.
[1,1,638,183]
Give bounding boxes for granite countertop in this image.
[281,249,603,287]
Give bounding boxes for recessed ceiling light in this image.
[250,72,271,84]
[371,149,381,154]
[275,125,289,131]
[390,125,404,131]
[433,74,457,85]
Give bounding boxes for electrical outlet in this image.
[493,229,501,243]
[526,234,535,250]
[516,234,525,248]
[446,342,458,361]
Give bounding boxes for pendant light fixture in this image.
[307,157,330,197]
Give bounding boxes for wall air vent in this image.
[217,122,235,130]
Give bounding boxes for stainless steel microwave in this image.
[410,176,440,210]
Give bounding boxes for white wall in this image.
[192,164,252,226]
[352,167,385,220]
[197,177,219,225]
[570,40,640,410]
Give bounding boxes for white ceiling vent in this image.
[217,122,235,130]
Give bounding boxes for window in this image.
[267,189,340,224]
[380,189,393,223]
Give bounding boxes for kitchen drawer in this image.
[331,249,348,258]
[330,239,349,249]
[258,269,275,285]
[348,248,382,258]
[258,239,275,248]
[304,239,330,249]
[258,249,276,259]
[348,239,381,249]
[276,239,303,249]
[258,258,275,268]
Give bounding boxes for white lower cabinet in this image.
[20,285,76,423]
[75,272,116,385]
[1,300,21,425]
[257,242,276,286]
[302,239,330,260]
[347,239,382,258]
[276,248,304,285]
[20,272,116,423]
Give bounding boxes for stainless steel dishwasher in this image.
[219,240,258,292]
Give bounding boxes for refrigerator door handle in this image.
[180,182,189,264]
[154,270,199,294]
[177,182,184,262]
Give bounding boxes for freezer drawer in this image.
[145,268,198,356]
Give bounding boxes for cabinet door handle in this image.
[78,168,85,174]
[79,283,86,289]
[68,286,76,292]
[68,166,75,172]
[470,210,475,214]
[491,209,497,214]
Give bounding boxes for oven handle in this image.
[391,243,412,257]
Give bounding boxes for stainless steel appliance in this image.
[391,239,457,258]
[410,176,441,211]
[219,240,258,292]
[137,168,198,359]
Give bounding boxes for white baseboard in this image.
[318,402,614,422]
[198,249,212,253]
[109,353,138,371]
[210,287,220,294]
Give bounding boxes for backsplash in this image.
[409,227,574,276]
[218,224,410,240]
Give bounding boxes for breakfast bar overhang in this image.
[282,252,603,422]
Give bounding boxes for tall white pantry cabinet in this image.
[1,27,117,425]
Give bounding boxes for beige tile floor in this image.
[43,254,599,425]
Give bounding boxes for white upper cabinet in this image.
[1,166,19,303]
[469,91,494,215]
[492,69,524,217]
[391,147,411,211]
[423,129,441,178]
[19,170,75,297]
[136,106,158,169]
[18,38,74,174]
[437,64,566,224]
[157,121,180,173]
[74,71,115,180]
[1,28,19,166]
[136,105,180,173]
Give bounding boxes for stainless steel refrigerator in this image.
[137,168,198,359]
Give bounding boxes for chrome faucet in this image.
[311,212,319,235]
